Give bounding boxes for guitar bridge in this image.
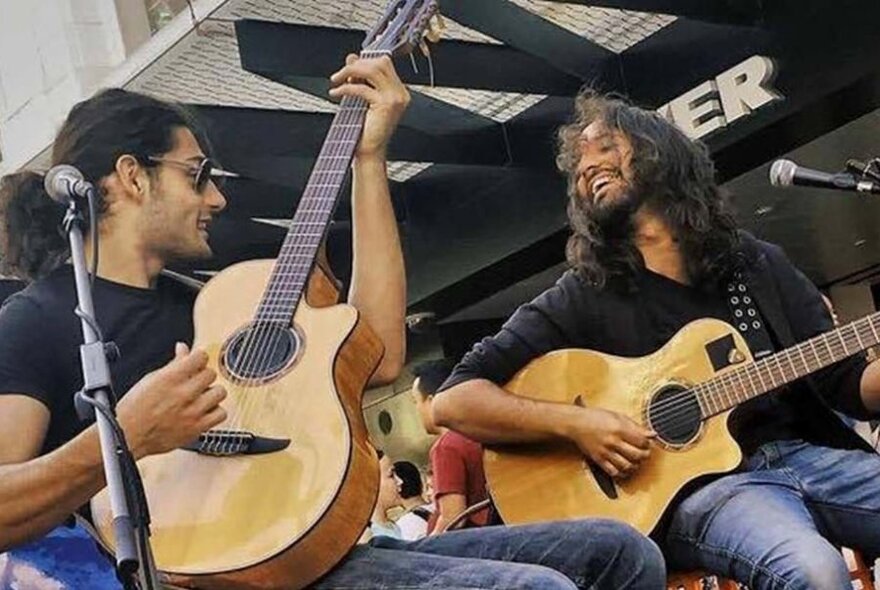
[182,429,290,456]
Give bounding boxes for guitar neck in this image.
[698,312,880,417]
[253,93,369,325]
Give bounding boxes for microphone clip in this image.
[846,157,880,184]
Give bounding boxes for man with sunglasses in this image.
[147,155,240,194]
[0,53,408,577]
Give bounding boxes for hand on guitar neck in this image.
[329,52,409,385]
[329,53,411,161]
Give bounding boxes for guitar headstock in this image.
[363,0,441,58]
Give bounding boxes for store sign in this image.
[657,55,782,139]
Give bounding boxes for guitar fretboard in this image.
[696,312,880,417]
[252,51,388,324]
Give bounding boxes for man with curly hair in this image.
[435,89,880,590]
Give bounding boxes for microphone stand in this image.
[62,189,160,590]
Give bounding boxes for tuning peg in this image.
[418,40,436,87]
[424,13,445,44]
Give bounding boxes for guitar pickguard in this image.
[705,333,743,372]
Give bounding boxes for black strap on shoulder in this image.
[159,269,204,292]
[725,273,774,359]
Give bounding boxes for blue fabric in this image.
[665,439,880,589]
[1,520,665,590]
[313,518,665,589]
[370,520,403,539]
[3,523,120,588]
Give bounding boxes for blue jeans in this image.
[665,440,880,590]
[313,519,665,589]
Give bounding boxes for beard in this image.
[577,185,644,241]
[566,184,646,289]
[155,232,214,265]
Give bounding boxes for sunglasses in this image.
[146,156,239,193]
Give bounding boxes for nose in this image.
[206,181,227,212]
[576,154,598,180]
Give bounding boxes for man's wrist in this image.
[353,151,388,170]
[549,404,585,441]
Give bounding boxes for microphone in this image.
[769,159,880,195]
[44,164,94,204]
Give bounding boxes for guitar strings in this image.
[242,92,368,430]
[242,74,376,420]
[641,319,875,438]
[209,98,354,440]
[221,52,380,437]
[646,316,873,426]
[230,96,363,431]
[650,317,873,426]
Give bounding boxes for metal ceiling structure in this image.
[124,0,880,357]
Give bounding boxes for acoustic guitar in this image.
[89,2,439,588]
[484,315,878,535]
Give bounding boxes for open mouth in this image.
[590,173,618,199]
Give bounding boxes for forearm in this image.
[859,358,880,414]
[433,379,579,444]
[431,514,457,535]
[433,493,467,534]
[0,426,106,551]
[349,155,406,385]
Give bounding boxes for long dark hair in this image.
[0,89,205,281]
[393,461,424,499]
[556,89,740,290]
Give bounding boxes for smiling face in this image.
[140,127,227,263]
[573,119,639,224]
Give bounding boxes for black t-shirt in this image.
[441,237,868,457]
[0,266,195,454]
[0,279,25,303]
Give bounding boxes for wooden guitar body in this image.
[91,259,383,589]
[484,318,752,535]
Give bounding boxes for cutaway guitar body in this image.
[91,261,383,589]
[488,294,880,534]
[485,319,747,535]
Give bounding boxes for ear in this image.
[114,154,150,202]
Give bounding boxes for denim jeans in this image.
[313,518,666,589]
[665,440,880,590]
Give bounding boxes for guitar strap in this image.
[725,273,775,360]
[160,268,205,292]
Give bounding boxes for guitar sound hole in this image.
[223,321,300,382]
[647,385,702,447]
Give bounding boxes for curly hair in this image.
[0,89,207,281]
[556,89,740,291]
